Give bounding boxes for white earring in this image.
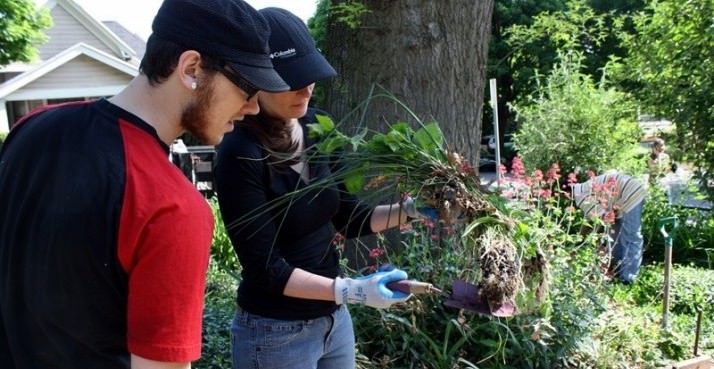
[191,81,197,90]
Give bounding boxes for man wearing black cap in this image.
[0,1,288,369]
[214,8,418,369]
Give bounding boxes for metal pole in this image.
[659,217,678,330]
[489,78,501,187]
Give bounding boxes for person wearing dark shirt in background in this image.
[0,1,289,368]
[213,8,430,369]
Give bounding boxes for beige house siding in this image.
[24,55,132,90]
[40,6,116,60]
[0,0,142,133]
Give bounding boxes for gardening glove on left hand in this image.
[334,268,411,309]
[403,197,439,221]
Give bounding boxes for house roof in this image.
[102,21,146,61]
[46,0,138,61]
[0,43,138,100]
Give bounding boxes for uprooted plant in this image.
[305,113,528,313]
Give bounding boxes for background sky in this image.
[65,0,318,41]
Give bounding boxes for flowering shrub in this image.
[510,52,644,176]
[346,158,634,368]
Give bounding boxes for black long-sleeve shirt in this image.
[213,109,373,320]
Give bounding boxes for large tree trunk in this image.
[322,0,494,166]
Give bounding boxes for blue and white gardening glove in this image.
[334,268,411,309]
[403,197,439,221]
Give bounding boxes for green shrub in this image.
[193,201,239,369]
[197,173,713,368]
[194,261,235,369]
[207,198,240,278]
[629,265,714,316]
[642,186,714,267]
[350,165,616,368]
[511,52,643,176]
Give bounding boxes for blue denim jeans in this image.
[610,199,645,283]
[231,304,355,369]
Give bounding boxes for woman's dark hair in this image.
[140,34,222,86]
[241,111,299,169]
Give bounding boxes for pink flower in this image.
[421,218,435,229]
[461,162,475,175]
[603,211,616,224]
[587,170,596,179]
[511,156,526,179]
[499,164,508,176]
[431,234,440,241]
[546,163,560,185]
[399,223,413,233]
[592,182,604,193]
[533,169,544,182]
[369,247,385,259]
[567,172,578,185]
[332,232,345,246]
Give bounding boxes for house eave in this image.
[0,43,138,100]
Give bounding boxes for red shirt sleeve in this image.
[116,120,214,362]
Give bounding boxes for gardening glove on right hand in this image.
[334,268,411,309]
[403,197,439,221]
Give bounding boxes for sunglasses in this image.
[217,66,259,100]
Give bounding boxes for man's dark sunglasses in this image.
[218,67,259,100]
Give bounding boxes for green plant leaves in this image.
[343,165,366,194]
[307,114,335,138]
[414,122,444,153]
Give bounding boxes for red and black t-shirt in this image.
[0,99,213,369]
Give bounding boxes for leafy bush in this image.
[618,0,714,203]
[642,186,714,267]
[207,198,240,278]
[193,201,240,369]
[199,179,713,368]
[194,261,235,369]
[511,52,643,176]
[350,162,616,368]
[629,265,714,317]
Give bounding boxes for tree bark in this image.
[322,0,494,166]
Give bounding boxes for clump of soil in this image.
[420,151,503,226]
[476,228,521,308]
[410,151,522,309]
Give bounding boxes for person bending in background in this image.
[213,8,430,369]
[0,1,289,368]
[572,172,648,284]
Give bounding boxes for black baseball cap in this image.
[152,0,289,92]
[259,7,337,90]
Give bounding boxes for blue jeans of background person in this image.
[231,304,355,369]
[610,200,645,283]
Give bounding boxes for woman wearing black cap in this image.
[213,7,431,369]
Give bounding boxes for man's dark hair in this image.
[140,35,223,86]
